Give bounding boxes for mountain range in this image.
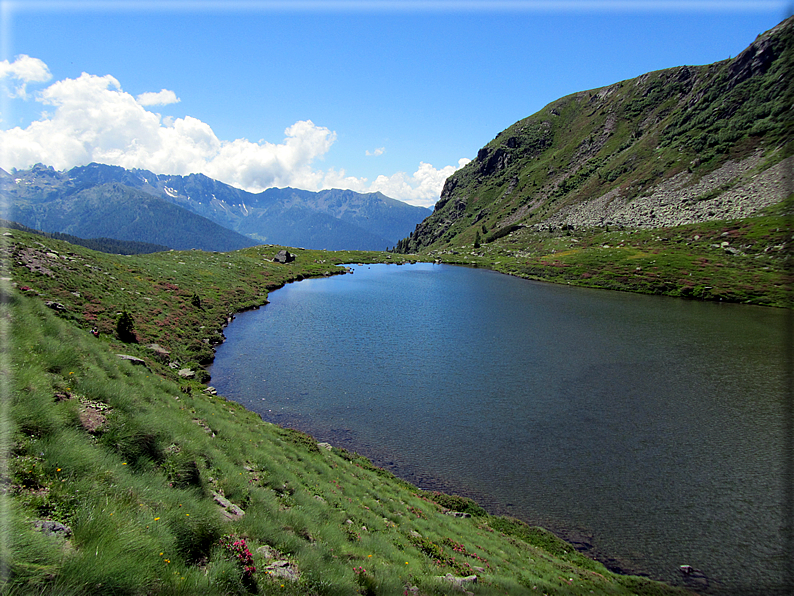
[2,17,791,258]
[0,163,431,252]
[396,16,792,253]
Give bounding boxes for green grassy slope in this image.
[1,231,693,595]
[408,196,793,308]
[395,17,793,304]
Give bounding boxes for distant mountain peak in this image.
[2,163,432,251]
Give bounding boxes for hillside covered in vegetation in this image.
[1,229,698,595]
[395,17,792,307]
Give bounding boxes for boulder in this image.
[34,520,72,538]
[146,343,170,360]
[436,573,477,593]
[178,368,195,379]
[257,544,283,560]
[211,490,245,521]
[273,250,295,264]
[117,354,147,366]
[263,560,300,581]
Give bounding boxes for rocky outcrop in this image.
[146,343,170,361]
[117,354,147,366]
[273,249,295,264]
[262,560,301,581]
[34,520,72,538]
[436,573,478,594]
[211,490,245,521]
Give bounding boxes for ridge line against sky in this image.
[0,0,790,207]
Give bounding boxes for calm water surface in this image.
[209,263,790,594]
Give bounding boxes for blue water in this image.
[209,262,791,594]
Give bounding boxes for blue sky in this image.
[0,1,789,206]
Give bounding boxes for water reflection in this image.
[210,263,789,594]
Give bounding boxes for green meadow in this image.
[0,229,698,595]
[418,196,793,308]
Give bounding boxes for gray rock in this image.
[273,249,295,264]
[34,520,72,537]
[147,343,170,360]
[211,490,245,520]
[263,560,300,581]
[117,354,147,366]
[257,544,283,560]
[436,573,477,593]
[177,368,195,378]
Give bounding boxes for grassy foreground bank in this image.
[1,229,698,595]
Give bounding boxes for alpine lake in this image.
[209,262,791,594]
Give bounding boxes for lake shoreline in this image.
[256,407,666,585]
[207,262,717,593]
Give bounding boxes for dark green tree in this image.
[116,310,137,343]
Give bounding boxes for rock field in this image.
[539,151,792,230]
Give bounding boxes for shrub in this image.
[116,310,137,343]
[218,534,256,588]
[353,566,376,596]
[280,427,320,453]
[426,492,486,516]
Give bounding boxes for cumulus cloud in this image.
[0,54,52,98]
[136,89,180,106]
[366,147,385,156]
[0,61,467,206]
[328,158,471,207]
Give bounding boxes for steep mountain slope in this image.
[3,173,257,252]
[1,163,431,251]
[397,16,792,253]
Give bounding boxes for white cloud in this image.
[0,61,467,206]
[136,89,181,106]
[366,147,385,156]
[0,55,52,98]
[321,158,470,207]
